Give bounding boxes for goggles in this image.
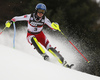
[37,9,45,14]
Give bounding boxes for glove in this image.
[51,22,61,31]
[5,20,12,28]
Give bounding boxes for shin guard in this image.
[31,37,45,55]
[48,47,64,64]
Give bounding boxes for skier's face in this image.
[37,9,45,17]
[37,12,44,17]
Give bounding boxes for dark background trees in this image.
[0,0,100,76]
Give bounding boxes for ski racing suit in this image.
[11,13,64,64]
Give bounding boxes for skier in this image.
[5,3,73,68]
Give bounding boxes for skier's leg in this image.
[31,36,49,60]
[31,36,45,54]
[48,47,64,64]
[35,32,65,64]
[48,47,74,68]
[28,32,73,68]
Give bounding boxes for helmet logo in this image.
[41,5,45,9]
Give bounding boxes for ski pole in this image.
[60,31,90,63]
[0,21,11,35]
[51,22,90,63]
[59,30,90,63]
[0,26,7,35]
[0,21,16,48]
[13,22,16,48]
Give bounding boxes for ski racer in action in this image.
[5,3,73,68]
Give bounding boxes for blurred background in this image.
[0,0,100,77]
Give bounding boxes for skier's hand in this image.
[51,22,61,31]
[5,20,12,28]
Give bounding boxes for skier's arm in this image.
[45,17,60,31]
[11,14,31,22]
[44,17,56,31]
[5,14,31,28]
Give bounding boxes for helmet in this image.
[35,3,47,14]
[35,3,46,11]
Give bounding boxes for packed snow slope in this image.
[0,45,100,80]
[0,28,82,68]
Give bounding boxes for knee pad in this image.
[31,37,45,55]
[48,47,64,64]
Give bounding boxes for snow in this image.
[0,27,100,80]
[0,45,99,80]
[0,28,81,68]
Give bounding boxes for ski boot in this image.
[41,53,49,60]
[63,61,74,68]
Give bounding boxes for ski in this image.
[66,64,74,68]
[63,61,74,68]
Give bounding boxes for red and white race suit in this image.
[11,13,55,49]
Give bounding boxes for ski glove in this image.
[5,20,12,28]
[51,22,61,31]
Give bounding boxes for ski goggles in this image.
[37,9,45,14]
